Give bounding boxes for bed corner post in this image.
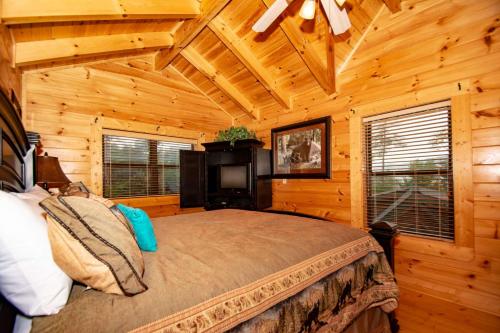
[369,221,397,272]
[369,221,399,333]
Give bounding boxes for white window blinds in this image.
[103,134,193,198]
[363,101,454,240]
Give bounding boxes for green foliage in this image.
[215,126,257,145]
[400,159,449,190]
[371,159,449,194]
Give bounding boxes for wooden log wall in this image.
[0,25,21,101]
[22,55,231,216]
[12,0,500,318]
[240,0,500,316]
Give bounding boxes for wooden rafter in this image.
[208,16,291,109]
[88,62,200,95]
[181,46,260,120]
[14,32,173,66]
[325,26,335,94]
[337,4,385,75]
[1,0,200,24]
[382,0,401,13]
[169,65,235,123]
[260,0,335,94]
[155,0,231,71]
[89,60,234,121]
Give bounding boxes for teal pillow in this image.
[117,204,157,252]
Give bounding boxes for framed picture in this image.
[271,116,331,179]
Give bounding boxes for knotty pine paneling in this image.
[22,56,230,214]
[242,0,500,315]
[0,25,21,99]
[24,109,94,185]
[23,107,210,216]
[8,18,182,69]
[10,20,180,43]
[12,0,500,319]
[23,61,231,132]
[397,287,500,333]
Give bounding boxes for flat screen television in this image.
[220,164,249,189]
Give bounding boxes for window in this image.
[363,101,454,240]
[102,133,193,198]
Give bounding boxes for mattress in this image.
[32,209,398,332]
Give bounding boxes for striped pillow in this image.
[40,194,147,296]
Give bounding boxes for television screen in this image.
[220,165,248,189]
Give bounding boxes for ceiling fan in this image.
[252,0,351,35]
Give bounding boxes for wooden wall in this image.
[0,25,21,101]
[23,55,231,215]
[241,0,500,316]
[14,0,500,318]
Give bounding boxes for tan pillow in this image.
[40,194,148,296]
[87,194,135,233]
[59,181,91,196]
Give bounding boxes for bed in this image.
[0,90,399,333]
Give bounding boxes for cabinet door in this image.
[180,150,205,208]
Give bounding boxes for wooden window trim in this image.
[102,128,198,145]
[364,105,455,241]
[350,94,474,260]
[89,117,201,198]
[102,130,192,199]
[113,195,180,209]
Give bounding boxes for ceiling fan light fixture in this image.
[299,0,316,20]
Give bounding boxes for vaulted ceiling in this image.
[1,0,401,123]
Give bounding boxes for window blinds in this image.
[363,101,454,240]
[103,134,193,198]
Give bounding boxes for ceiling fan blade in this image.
[320,0,352,35]
[252,0,292,33]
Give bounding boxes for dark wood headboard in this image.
[0,89,34,192]
[0,89,35,332]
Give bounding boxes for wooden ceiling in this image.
[1,0,401,123]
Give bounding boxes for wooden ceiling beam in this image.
[155,0,231,71]
[14,32,173,66]
[260,0,335,95]
[181,46,260,120]
[88,62,202,95]
[325,27,336,96]
[1,0,200,24]
[169,65,235,123]
[382,0,402,13]
[208,16,291,110]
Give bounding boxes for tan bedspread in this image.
[32,209,397,333]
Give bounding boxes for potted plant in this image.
[214,126,258,146]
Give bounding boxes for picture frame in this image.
[271,116,331,179]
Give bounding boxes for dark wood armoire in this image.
[180,139,272,211]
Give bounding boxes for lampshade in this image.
[336,0,346,6]
[299,0,316,20]
[36,153,71,190]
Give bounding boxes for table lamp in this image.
[36,153,71,190]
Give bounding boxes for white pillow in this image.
[14,314,32,333]
[0,191,72,316]
[10,185,51,217]
[14,185,50,200]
